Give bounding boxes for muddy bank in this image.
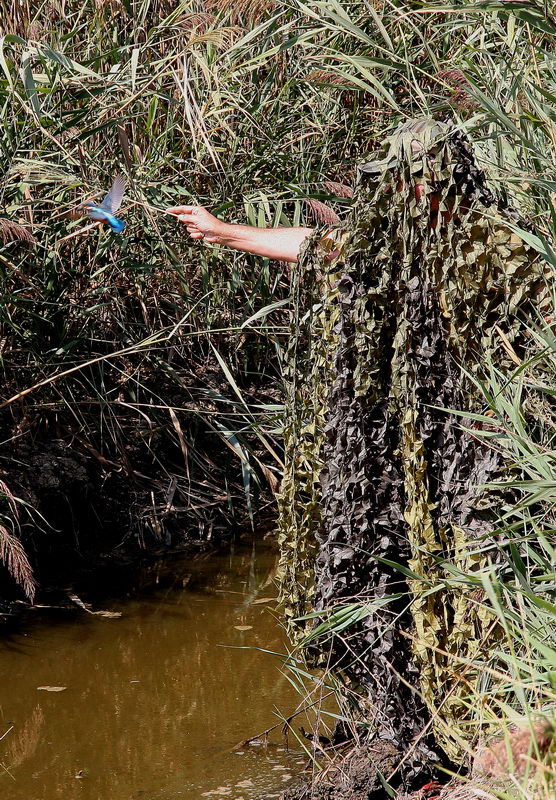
[284,741,403,800]
[283,738,448,800]
[284,721,556,800]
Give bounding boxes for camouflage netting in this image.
[277,118,549,771]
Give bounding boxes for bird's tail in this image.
[107,216,126,233]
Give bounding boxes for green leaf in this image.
[209,343,247,408]
[40,47,100,79]
[20,53,42,121]
[240,298,290,329]
[0,36,14,88]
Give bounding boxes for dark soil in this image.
[284,740,404,800]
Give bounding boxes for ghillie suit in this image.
[277,118,548,783]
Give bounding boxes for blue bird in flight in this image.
[81,175,126,233]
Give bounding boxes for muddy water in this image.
[0,541,322,800]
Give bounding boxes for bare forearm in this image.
[166,205,315,262]
[217,223,313,263]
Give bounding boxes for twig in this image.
[54,198,177,241]
[0,762,15,781]
[0,725,13,743]
[230,691,334,751]
[0,333,169,410]
[57,220,101,242]
[127,199,181,216]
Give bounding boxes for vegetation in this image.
[0,0,363,589]
[1,0,556,798]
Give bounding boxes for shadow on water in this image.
[0,538,326,800]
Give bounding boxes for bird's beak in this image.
[70,202,92,220]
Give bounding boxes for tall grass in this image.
[1,2,556,793]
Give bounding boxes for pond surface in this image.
[0,539,324,800]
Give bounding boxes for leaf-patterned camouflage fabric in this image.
[277,118,549,771]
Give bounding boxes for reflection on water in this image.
[0,540,318,800]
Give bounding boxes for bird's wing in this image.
[101,175,125,213]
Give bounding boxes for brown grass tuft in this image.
[304,198,340,225]
[0,218,37,245]
[304,69,354,86]
[434,69,477,111]
[0,479,36,602]
[0,525,37,602]
[324,181,354,199]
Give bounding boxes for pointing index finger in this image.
[166,206,195,216]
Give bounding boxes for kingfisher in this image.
[81,175,126,233]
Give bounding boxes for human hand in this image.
[166,205,229,243]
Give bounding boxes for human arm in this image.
[166,205,314,263]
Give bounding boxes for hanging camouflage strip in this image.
[276,230,342,623]
[277,118,549,765]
